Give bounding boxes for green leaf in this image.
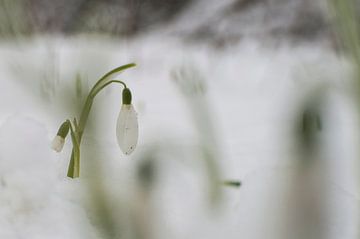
[99,63,136,82]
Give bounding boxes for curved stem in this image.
[77,97,93,139]
[78,80,127,139]
[90,80,127,98]
[91,63,135,95]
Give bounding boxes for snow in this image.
[0,34,358,238]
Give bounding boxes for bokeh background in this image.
[0,0,359,238]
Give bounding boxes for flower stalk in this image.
[52,63,138,178]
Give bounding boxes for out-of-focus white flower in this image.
[51,135,65,152]
[116,104,138,155]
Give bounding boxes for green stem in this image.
[67,120,80,178]
[77,80,127,139]
[91,63,135,94]
[90,80,127,98]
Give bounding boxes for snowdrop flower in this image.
[51,121,69,152]
[116,88,138,155]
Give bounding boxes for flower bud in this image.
[116,104,138,155]
[51,121,69,152]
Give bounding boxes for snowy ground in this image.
[0,34,359,238]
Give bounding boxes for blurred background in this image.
[0,0,333,43]
[0,0,359,238]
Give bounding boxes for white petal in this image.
[116,104,138,155]
[51,135,65,152]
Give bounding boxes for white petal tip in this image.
[51,136,65,153]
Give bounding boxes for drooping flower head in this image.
[116,88,138,155]
[51,121,70,152]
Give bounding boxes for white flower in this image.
[116,104,138,155]
[51,135,65,152]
